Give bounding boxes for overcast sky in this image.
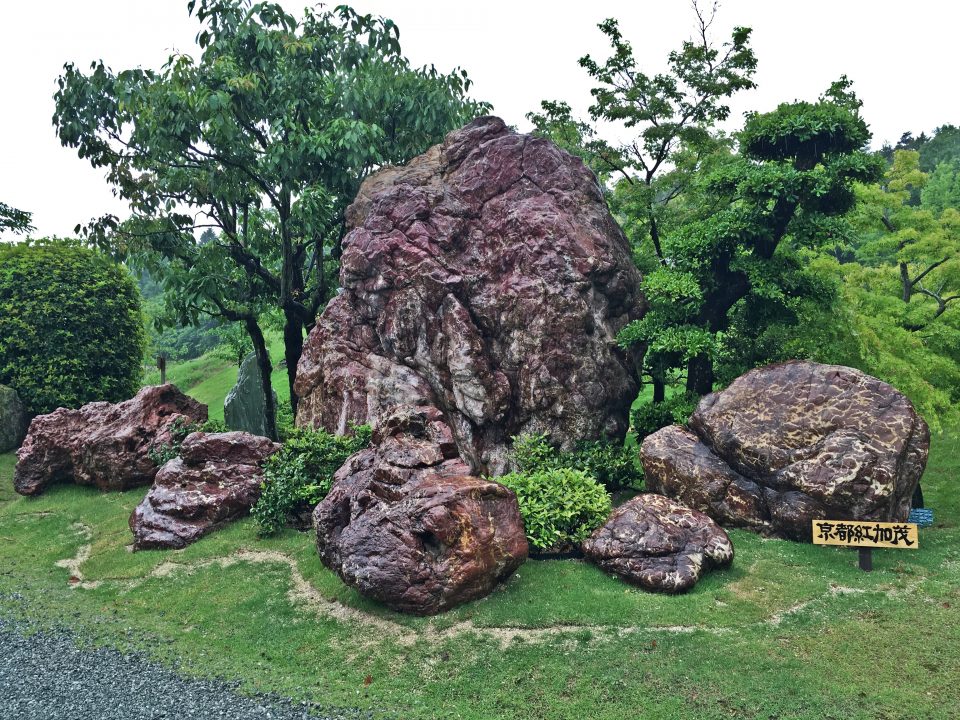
[1,0,957,240]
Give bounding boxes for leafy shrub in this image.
[511,433,642,490]
[0,239,146,416]
[252,425,372,535]
[630,391,699,441]
[497,468,612,552]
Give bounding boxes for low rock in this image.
[582,493,733,593]
[130,431,280,550]
[224,352,277,438]
[314,405,528,615]
[14,385,207,496]
[641,361,930,541]
[0,384,28,452]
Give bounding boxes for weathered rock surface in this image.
[641,361,930,541]
[295,116,645,474]
[0,384,28,452]
[14,385,207,496]
[314,405,528,615]
[224,352,277,438]
[583,494,733,593]
[130,431,280,550]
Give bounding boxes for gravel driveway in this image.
[0,616,378,720]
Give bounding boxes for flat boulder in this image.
[641,361,930,541]
[295,116,645,475]
[130,431,280,550]
[0,384,28,452]
[314,405,528,615]
[583,494,733,593]
[14,385,207,496]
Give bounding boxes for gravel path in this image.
[0,616,378,720]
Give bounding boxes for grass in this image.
[1,428,959,719]
[142,333,290,421]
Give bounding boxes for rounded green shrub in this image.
[252,425,372,536]
[511,433,642,491]
[496,468,612,553]
[0,239,146,416]
[630,391,699,441]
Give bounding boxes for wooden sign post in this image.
[157,355,167,385]
[812,520,919,571]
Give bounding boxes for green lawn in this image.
[142,333,290,421]
[1,429,958,719]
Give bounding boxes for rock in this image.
[224,352,277,438]
[641,361,930,541]
[0,384,28,452]
[130,431,280,550]
[582,494,733,593]
[13,385,207,496]
[295,116,645,474]
[313,405,528,615]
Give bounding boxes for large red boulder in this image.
[641,361,930,541]
[314,405,528,615]
[14,385,207,496]
[294,117,645,474]
[583,494,734,593]
[130,431,280,550]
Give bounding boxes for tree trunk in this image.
[686,353,714,396]
[244,317,278,441]
[283,310,303,418]
[900,261,911,302]
[652,378,665,404]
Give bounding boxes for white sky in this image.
[1,0,957,239]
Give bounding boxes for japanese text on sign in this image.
[811,520,918,549]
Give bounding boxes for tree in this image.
[0,202,34,235]
[528,3,756,402]
[618,81,885,396]
[53,0,489,439]
[0,239,146,416]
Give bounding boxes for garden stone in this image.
[224,352,277,438]
[582,493,733,593]
[314,404,528,615]
[294,116,646,475]
[641,360,930,541]
[13,384,207,496]
[130,431,280,550]
[0,384,28,452]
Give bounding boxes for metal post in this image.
[858,547,873,572]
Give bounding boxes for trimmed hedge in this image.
[0,240,146,416]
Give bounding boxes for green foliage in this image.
[252,425,372,535]
[630,392,699,441]
[0,201,34,235]
[921,160,960,215]
[510,434,642,491]
[496,468,612,552]
[0,239,146,417]
[147,417,228,466]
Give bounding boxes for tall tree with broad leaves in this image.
[0,202,34,235]
[53,0,489,439]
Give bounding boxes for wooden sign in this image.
[812,520,918,549]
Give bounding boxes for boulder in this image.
[224,352,277,438]
[295,116,645,475]
[641,361,930,541]
[13,385,207,496]
[130,431,280,550]
[314,405,528,615]
[0,384,28,452]
[583,494,733,593]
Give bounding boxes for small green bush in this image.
[497,468,612,552]
[511,433,642,490]
[630,391,699,441]
[0,239,146,416]
[252,425,372,535]
[147,417,227,466]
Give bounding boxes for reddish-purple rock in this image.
[583,494,733,593]
[641,361,930,541]
[14,385,207,496]
[294,117,645,474]
[130,431,280,550]
[314,405,529,615]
